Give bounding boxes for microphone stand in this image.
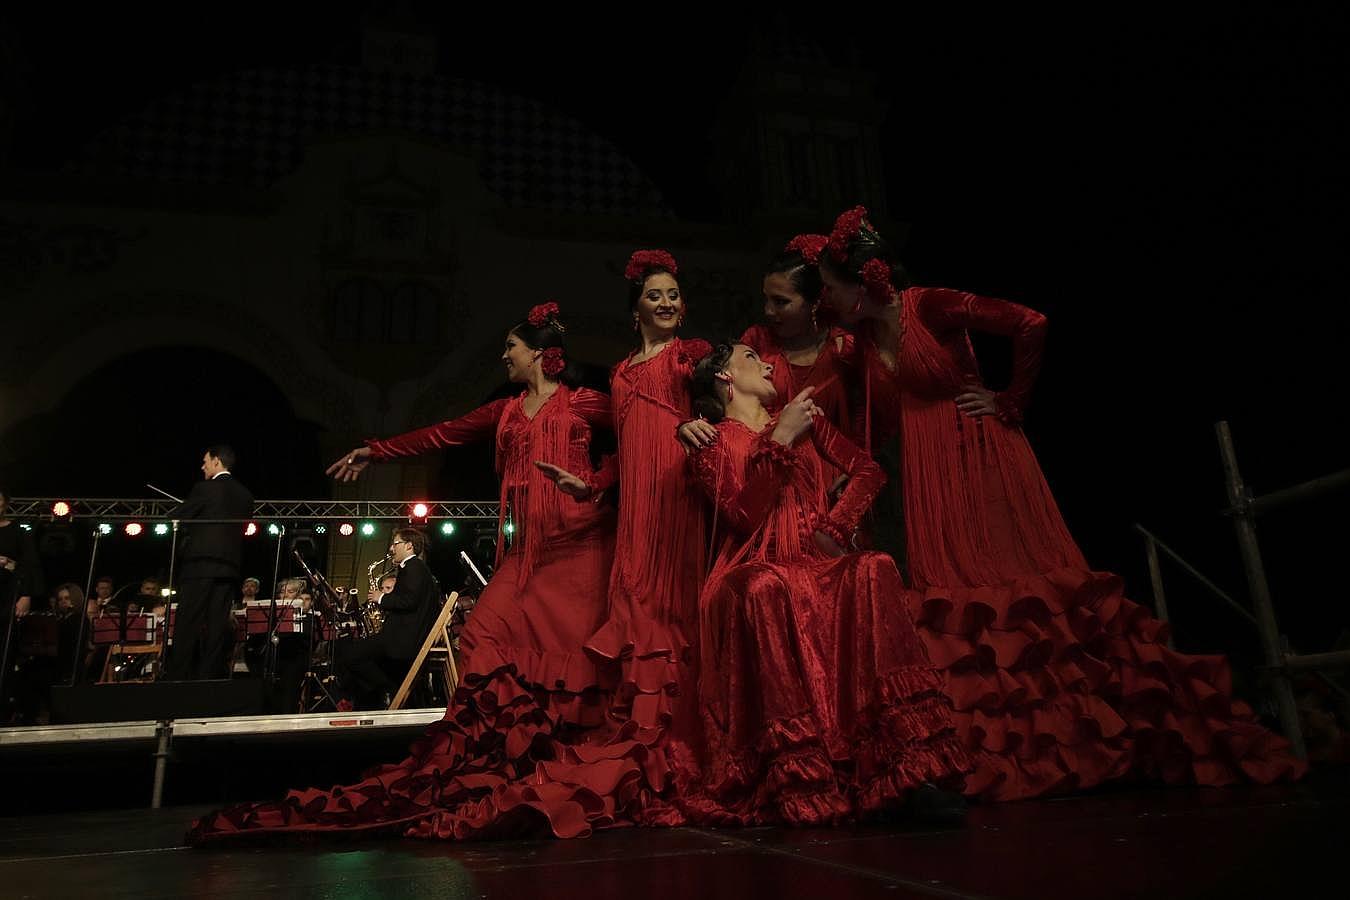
[263,525,285,684]
[69,524,104,684]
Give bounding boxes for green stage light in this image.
[361,522,376,537]
[97,523,113,535]
[440,521,456,536]
[153,523,169,536]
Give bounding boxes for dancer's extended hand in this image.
[534,461,592,500]
[326,447,372,482]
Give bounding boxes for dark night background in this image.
[2,6,1346,678]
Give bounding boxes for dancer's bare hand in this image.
[534,461,592,500]
[677,419,719,452]
[327,447,372,482]
[955,384,998,418]
[772,387,821,446]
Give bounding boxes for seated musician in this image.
[335,527,439,710]
[368,572,396,604]
[241,577,310,711]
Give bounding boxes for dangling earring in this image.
[632,314,640,333]
[810,303,818,332]
[677,314,685,329]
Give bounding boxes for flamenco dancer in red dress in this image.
[815,206,1305,801]
[189,304,651,843]
[673,342,969,825]
[583,251,713,752]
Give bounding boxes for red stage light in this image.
[411,502,429,520]
[338,522,355,537]
[244,522,258,536]
[124,522,143,537]
[52,501,71,517]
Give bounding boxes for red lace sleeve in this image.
[810,417,885,542]
[364,398,511,461]
[690,428,795,536]
[916,287,1048,424]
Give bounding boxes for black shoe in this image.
[907,783,968,825]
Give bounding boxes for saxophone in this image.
[363,553,393,636]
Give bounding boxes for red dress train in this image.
[188,386,663,843]
[673,417,969,825]
[863,286,1305,800]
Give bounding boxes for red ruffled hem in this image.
[671,667,970,827]
[584,615,688,737]
[461,641,613,729]
[912,566,1306,801]
[187,662,668,845]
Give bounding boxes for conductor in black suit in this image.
[336,526,439,709]
[163,445,255,681]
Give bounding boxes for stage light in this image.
[267,523,281,536]
[97,523,113,535]
[338,523,355,537]
[19,523,33,532]
[124,522,143,537]
[51,501,71,517]
[160,588,171,597]
[315,524,327,535]
[153,523,169,536]
[503,522,515,535]
[409,502,430,523]
[360,522,376,537]
[244,522,258,537]
[440,521,456,536]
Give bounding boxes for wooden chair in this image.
[388,592,460,710]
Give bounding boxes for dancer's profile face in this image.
[501,331,539,383]
[724,344,776,403]
[762,272,815,341]
[818,265,864,324]
[635,273,684,335]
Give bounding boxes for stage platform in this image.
[0,708,446,813]
[1,770,1346,899]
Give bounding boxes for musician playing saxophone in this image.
[335,527,439,709]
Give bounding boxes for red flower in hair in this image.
[540,347,566,377]
[827,205,870,263]
[861,257,894,306]
[784,234,827,266]
[528,301,562,328]
[624,249,679,282]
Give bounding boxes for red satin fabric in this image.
[863,286,1305,800]
[189,389,645,844]
[585,338,712,744]
[674,418,970,824]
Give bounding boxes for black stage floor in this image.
[3,771,1347,899]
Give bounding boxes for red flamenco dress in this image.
[189,386,660,843]
[677,416,969,825]
[861,286,1305,801]
[585,338,712,747]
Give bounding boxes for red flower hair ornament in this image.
[624,249,679,282]
[540,347,566,377]
[828,206,894,307]
[784,233,827,266]
[527,301,565,332]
